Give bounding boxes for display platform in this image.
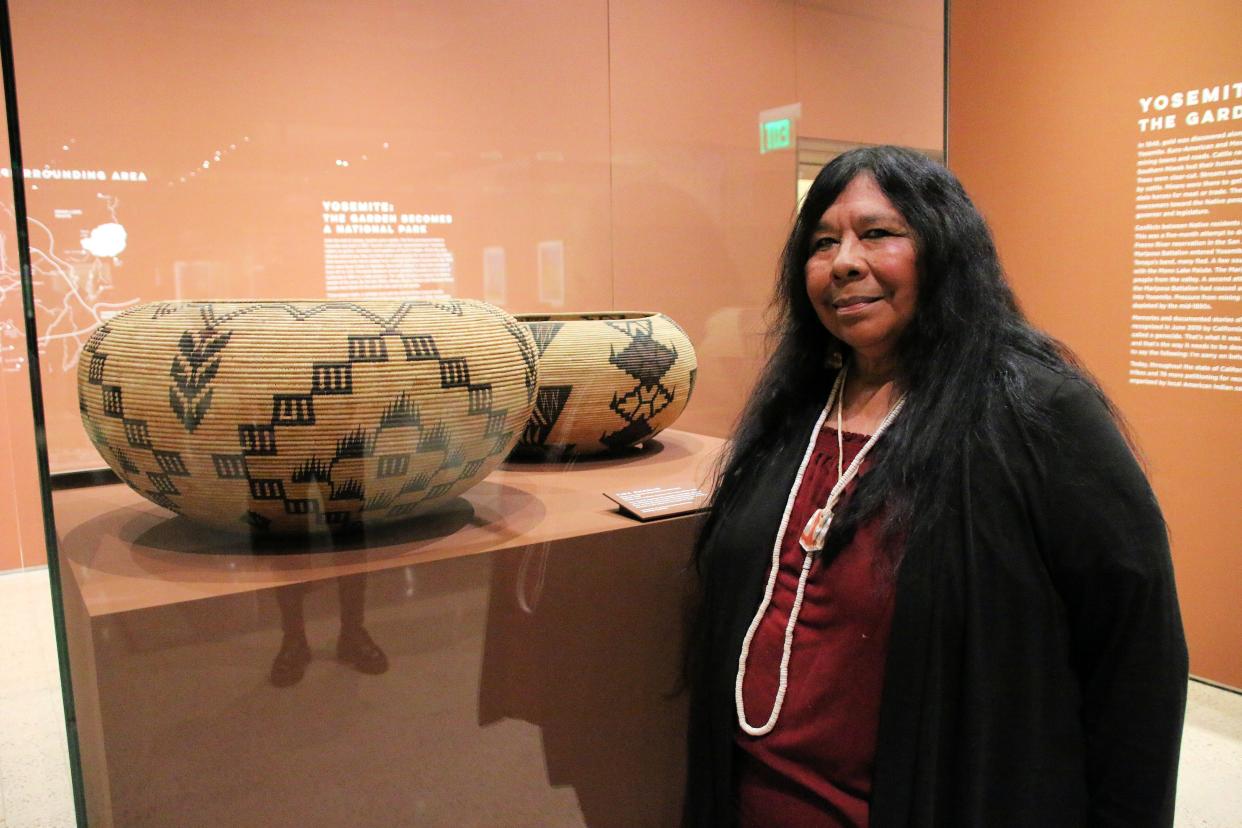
[53,429,723,827]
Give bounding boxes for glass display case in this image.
[1,1,945,824]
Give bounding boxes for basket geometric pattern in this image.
[513,312,696,455]
[78,299,538,533]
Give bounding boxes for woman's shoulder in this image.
[1003,350,1074,400]
[1000,350,1144,478]
[1001,351,1109,422]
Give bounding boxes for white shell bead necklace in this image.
[735,364,906,736]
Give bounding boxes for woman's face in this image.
[804,173,919,368]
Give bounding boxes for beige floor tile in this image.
[1175,680,1242,827]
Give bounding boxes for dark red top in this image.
[735,426,896,827]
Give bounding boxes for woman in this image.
[685,146,1188,827]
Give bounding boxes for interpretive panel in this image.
[321,200,455,299]
[949,0,1242,687]
[1131,81,1242,393]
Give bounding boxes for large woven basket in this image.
[513,311,696,456]
[77,299,538,534]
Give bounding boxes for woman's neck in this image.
[836,355,902,435]
[848,351,899,388]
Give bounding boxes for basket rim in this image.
[514,311,660,323]
[122,297,493,306]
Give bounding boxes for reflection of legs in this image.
[271,583,312,687]
[338,574,366,630]
[336,574,388,674]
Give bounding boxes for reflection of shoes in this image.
[336,626,389,675]
[270,634,311,687]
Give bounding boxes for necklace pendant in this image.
[798,508,832,553]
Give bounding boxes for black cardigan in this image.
[686,363,1188,827]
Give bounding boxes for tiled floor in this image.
[1,566,1239,827]
[0,568,74,828]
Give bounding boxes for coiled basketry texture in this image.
[513,312,696,456]
[77,299,538,534]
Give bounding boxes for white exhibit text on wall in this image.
[320,200,455,300]
[1130,81,1242,393]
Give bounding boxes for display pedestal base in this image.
[53,430,721,827]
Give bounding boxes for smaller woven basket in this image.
[513,311,696,456]
[77,299,538,534]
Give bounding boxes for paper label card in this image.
[604,485,710,521]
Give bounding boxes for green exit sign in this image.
[761,118,793,153]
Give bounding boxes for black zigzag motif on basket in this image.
[193,300,419,331]
[83,324,112,355]
[244,318,479,528]
[169,328,233,432]
[81,325,205,518]
[285,499,319,516]
[399,472,433,495]
[428,482,455,499]
[502,317,538,404]
[311,363,353,395]
[87,353,108,384]
[471,302,537,405]
[213,454,248,479]
[439,358,471,388]
[485,411,508,437]
[95,300,521,531]
[432,299,466,316]
[379,302,416,333]
[379,393,421,430]
[147,472,180,495]
[271,395,316,426]
[363,492,396,512]
[348,335,389,363]
[123,419,153,448]
[152,303,180,319]
[249,479,286,500]
[377,453,410,478]
[154,450,190,476]
[322,511,351,527]
[113,447,140,474]
[607,322,676,413]
[291,458,332,483]
[88,420,109,450]
[334,427,375,460]
[491,432,516,456]
[417,423,449,453]
[521,385,572,448]
[401,334,440,362]
[467,384,493,415]
[600,319,680,450]
[330,479,365,501]
[238,424,278,455]
[606,319,679,389]
[102,386,125,418]
[527,322,565,358]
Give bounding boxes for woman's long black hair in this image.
[695,145,1107,574]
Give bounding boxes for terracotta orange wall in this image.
[949,0,1241,686]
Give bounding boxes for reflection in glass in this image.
[271,573,388,687]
